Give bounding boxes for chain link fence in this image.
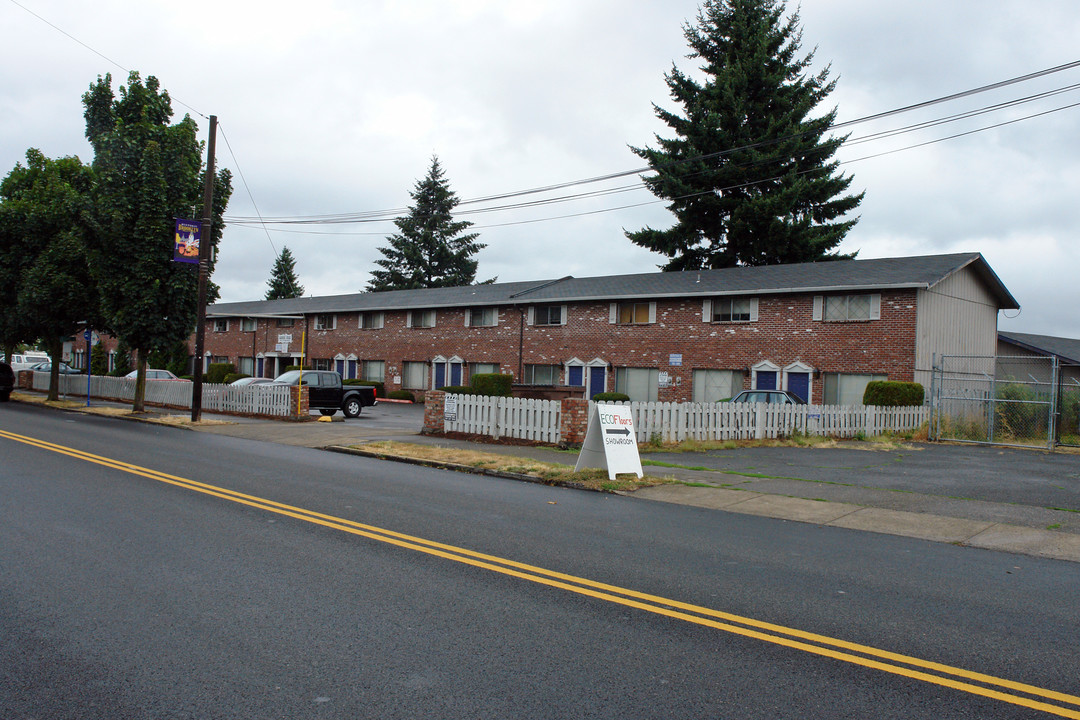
[1058,364,1080,447]
[931,354,1058,449]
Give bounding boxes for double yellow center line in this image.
[3,428,1078,718]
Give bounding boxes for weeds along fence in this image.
[442,393,929,445]
[30,372,293,417]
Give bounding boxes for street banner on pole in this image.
[173,219,201,264]
[574,404,643,480]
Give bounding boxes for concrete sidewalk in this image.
[12,391,1080,563]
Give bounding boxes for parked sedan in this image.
[28,361,82,375]
[230,376,274,386]
[0,361,14,401]
[730,389,806,405]
[125,369,189,381]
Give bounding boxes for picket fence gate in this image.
[444,395,561,444]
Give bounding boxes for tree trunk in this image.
[47,338,62,402]
[133,348,147,412]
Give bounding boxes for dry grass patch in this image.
[353,440,675,492]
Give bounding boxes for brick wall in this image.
[200,289,919,403]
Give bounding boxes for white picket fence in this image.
[621,401,930,443]
[444,395,561,444]
[30,372,293,417]
[442,393,930,444]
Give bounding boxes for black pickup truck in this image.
[273,370,377,418]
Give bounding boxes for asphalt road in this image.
[2,402,1079,719]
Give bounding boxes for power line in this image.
[226,59,1080,225]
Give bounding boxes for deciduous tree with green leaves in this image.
[367,156,486,292]
[83,71,232,410]
[627,0,863,271]
[0,149,98,400]
[265,245,304,300]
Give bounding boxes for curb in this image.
[325,445,588,489]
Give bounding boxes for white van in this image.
[6,352,51,371]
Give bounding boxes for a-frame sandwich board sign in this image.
[574,403,643,480]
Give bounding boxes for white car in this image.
[125,369,189,381]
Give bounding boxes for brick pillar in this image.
[422,390,446,435]
[290,385,310,420]
[16,370,32,389]
[560,397,589,447]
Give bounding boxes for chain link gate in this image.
[1058,364,1080,447]
[931,354,1058,449]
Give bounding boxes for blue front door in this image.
[588,366,606,399]
[756,370,777,390]
[788,372,809,402]
[568,366,584,387]
[434,363,446,389]
[450,363,462,386]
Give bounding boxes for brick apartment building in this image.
[177,252,1016,405]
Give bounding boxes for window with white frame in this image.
[360,311,384,329]
[614,367,660,402]
[822,372,887,405]
[363,360,385,383]
[408,310,436,328]
[531,305,563,326]
[617,301,653,324]
[313,358,332,371]
[402,361,428,389]
[713,298,753,322]
[241,318,257,332]
[277,317,295,327]
[213,319,229,332]
[692,369,742,402]
[238,357,255,375]
[822,294,877,322]
[523,364,559,385]
[314,314,336,330]
[469,362,499,376]
[468,307,497,327]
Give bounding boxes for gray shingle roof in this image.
[208,252,1018,317]
[998,331,1080,364]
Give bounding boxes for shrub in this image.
[90,343,109,376]
[863,381,924,406]
[284,365,303,372]
[223,373,249,384]
[592,392,631,402]
[205,362,236,384]
[388,389,415,401]
[345,379,384,397]
[440,385,475,395]
[472,373,513,397]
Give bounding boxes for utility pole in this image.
[191,115,217,422]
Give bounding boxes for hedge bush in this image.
[471,373,513,397]
[205,362,236,384]
[223,373,249,384]
[440,385,475,395]
[862,381,924,406]
[592,392,631,402]
[387,389,415,401]
[345,379,385,397]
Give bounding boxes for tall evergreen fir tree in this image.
[265,246,304,300]
[627,0,863,271]
[367,156,484,292]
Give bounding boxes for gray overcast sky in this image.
[2,0,1078,338]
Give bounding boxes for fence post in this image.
[421,390,446,434]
